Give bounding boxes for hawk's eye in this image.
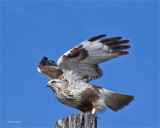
[51,81,56,83]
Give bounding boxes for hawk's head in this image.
[46,79,65,92]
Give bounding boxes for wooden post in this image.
[55,113,97,128]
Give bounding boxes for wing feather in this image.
[88,34,107,42]
[57,34,131,83]
[38,57,62,79]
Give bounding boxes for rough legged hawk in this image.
[37,34,134,114]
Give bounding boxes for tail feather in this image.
[106,92,134,111]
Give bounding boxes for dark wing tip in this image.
[42,56,48,61]
[112,45,132,51]
[100,37,123,43]
[120,39,131,44]
[38,57,62,79]
[88,34,107,42]
[118,51,131,55]
[39,57,57,67]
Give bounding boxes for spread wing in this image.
[57,34,131,83]
[38,57,62,79]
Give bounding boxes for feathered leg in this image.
[91,108,96,114]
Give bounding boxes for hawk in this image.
[37,34,134,114]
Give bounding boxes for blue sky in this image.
[0,1,159,128]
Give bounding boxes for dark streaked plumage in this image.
[38,57,62,79]
[67,45,89,61]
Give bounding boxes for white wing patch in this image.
[88,41,104,51]
[57,34,131,84]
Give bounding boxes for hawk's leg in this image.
[91,108,96,114]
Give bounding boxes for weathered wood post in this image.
[55,113,97,128]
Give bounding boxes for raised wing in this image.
[57,34,131,83]
[38,57,62,79]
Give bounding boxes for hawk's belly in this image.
[55,92,80,109]
[54,87,101,113]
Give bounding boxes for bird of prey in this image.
[37,34,134,114]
